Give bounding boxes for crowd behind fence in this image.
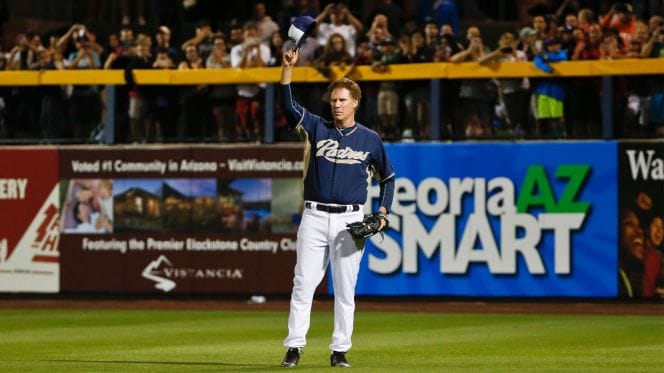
[0,1,662,144]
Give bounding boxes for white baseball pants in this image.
[283,203,364,352]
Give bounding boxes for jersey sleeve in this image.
[280,83,319,136]
[369,135,395,212]
[369,136,395,183]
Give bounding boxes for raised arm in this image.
[280,48,305,128]
[280,48,298,84]
[342,5,364,33]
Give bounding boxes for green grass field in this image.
[0,308,662,372]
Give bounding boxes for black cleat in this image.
[281,347,301,368]
[330,351,351,367]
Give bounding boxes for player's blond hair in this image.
[327,78,361,106]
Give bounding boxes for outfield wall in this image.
[0,141,662,298]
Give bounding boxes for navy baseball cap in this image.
[284,15,317,50]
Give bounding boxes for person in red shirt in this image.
[600,3,636,48]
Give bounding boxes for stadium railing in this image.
[0,59,662,143]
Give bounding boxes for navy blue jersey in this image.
[281,84,395,208]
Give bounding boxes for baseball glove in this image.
[346,213,389,240]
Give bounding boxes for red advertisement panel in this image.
[0,147,60,292]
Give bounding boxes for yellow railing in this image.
[0,59,661,86]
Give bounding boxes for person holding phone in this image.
[479,32,530,137]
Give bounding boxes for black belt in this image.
[305,202,360,213]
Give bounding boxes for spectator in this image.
[27,32,46,67]
[450,26,493,139]
[315,2,363,58]
[646,22,664,138]
[533,37,568,138]
[104,26,134,68]
[479,32,530,137]
[423,18,440,49]
[400,16,419,37]
[47,34,64,58]
[151,47,179,141]
[626,22,649,58]
[228,21,245,48]
[267,31,284,67]
[600,30,625,59]
[313,32,354,80]
[119,25,135,52]
[266,31,290,141]
[408,30,433,62]
[368,0,403,37]
[643,16,664,57]
[103,29,132,143]
[251,1,279,43]
[398,33,413,61]
[647,14,664,36]
[440,29,463,59]
[33,49,65,139]
[178,44,209,140]
[230,21,271,142]
[600,2,636,49]
[563,12,579,30]
[6,33,34,70]
[181,19,218,61]
[572,23,603,60]
[402,30,436,140]
[102,33,121,66]
[517,26,538,60]
[546,13,561,39]
[153,25,178,63]
[66,29,102,141]
[559,25,578,57]
[366,13,392,49]
[532,14,550,52]
[438,32,463,139]
[6,33,39,138]
[126,34,154,142]
[371,37,402,139]
[625,21,664,138]
[206,36,236,141]
[600,30,631,138]
[569,23,603,138]
[577,8,596,33]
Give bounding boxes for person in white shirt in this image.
[230,21,271,142]
[315,3,363,58]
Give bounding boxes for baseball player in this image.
[279,48,395,368]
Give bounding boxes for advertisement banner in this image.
[355,142,618,297]
[58,145,314,294]
[617,141,664,298]
[0,148,60,292]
